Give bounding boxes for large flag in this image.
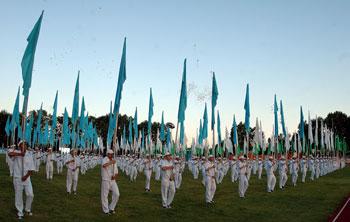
[5,116,11,136]
[217,111,222,145]
[202,103,208,140]
[233,115,238,147]
[308,111,313,145]
[128,118,133,145]
[244,84,250,133]
[107,101,115,147]
[35,103,43,144]
[62,108,70,146]
[21,11,44,114]
[179,122,185,145]
[50,91,58,146]
[11,87,21,132]
[299,106,305,140]
[160,111,165,141]
[72,71,80,123]
[211,72,219,130]
[79,96,86,131]
[113,38,127,115]
[133,108,138,140]
[274,94,279,137]
[280,100,287,137]
[177,59,187,124]
[147,88,154,134]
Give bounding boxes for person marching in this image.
[291,155,299,187]
[8,141,35,219]
[205,155,217,204]
[160,152,176,208]
[265,156,276,193]
[56,151,63,174]
[143,154,153,192]
[278,156,288,189]
[238,155,248,198]
[65,149,81,195]
[101,149,120,215]
[46,147,54,180]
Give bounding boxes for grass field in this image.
[0,155,349,222]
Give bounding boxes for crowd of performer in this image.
[4,141,347,219]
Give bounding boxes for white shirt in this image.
[12,151,35,184]
[101,157,118,181]
[160,159,174,180]
[66,154,81,170]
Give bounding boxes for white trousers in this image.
[66,169,79,193]
[205,177,216,203]
[161,179,175,207]
[239,175,248,197]
[144,170,152,190]
[14,177,34,217]
[101,180,120,213]
[267,174,276,192]
[292,173,298,186]
[175,172,182,189]
[279,172,288,189]
[57,162,63,174]
[35,159,40,172]
[46,162,53,180]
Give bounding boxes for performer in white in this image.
[160,152,175,208]
[143,154,153,192]
[65,149,80,195]
[56,151,63,174]
[45,148,54,180]
[8,141,35,219]
[205,155,216,204]
[101,149,120,215]
[278,156,288,189]
[238,155,248,198]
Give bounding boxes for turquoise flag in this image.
[63,108,70,145]
[5,116,11,136]
[211,72,219,130]
[133,107,138,140]
[198,119,203,145]
[244,84,250,133]
[18,125,23,140]
[107,101,116,147]
[11,87,20,131]
[166,127,171,151]
[280,99,287,137]
[274,94,279,137]
[217,111,222,145]
[147,88,154,134]
[50,91,58,145]
[79,96,85,131]
[233,115,238,146]
[160,111,165,141]
[43,121,49,145]
[202,103,208,139]
[299,106,305,140]
[128,118,133,144]
[141,128,145,150]
[179,122,185,145]
[36,103,43,134]
[72,71,80,123]
[177,59,187,124]
[21,11,43,114]
[113,38,127,115]
[25,113,34,146]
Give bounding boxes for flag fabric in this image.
[232,115,238,147]
[274,94,279,137]
[211,72,219,130]
[179,122,185,145]
[128,118,133,145]
[198,119,203,145]
[63,108,70,146]
[79,96,86,131]
[160,111,165,141]
[308,112,313,145]
[133,108,138,140]
[72,72,80,123]
[148,88,154,134]
[113,38,127,115]
[244,84,250,133]
[50,91,58,146]
[177,59,187,124]
[280,100,287,137]
[36,103,43,136]
[21,11,44,114]
[299,106,305,140]
[202,103,208,140]
[217,111,222,145]
[11,87,21,132]
[25,113,34,146]
[5,116,11,136]
[315,116,318,148]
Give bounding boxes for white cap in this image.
[208,154,214,158]
[164,152,171,156]
[107,149,114,154]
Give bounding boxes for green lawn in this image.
[0,155,349,222]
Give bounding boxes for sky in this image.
[1,0,350,142]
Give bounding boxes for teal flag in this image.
[198,119,203,145]
[5,116,11,136]
[280,100,287,137]
[179,122,185,145]
[160,111,165,141]
[113,38,127,115]
[25,113,34,146]
[21,11,43,114]
[217,111,222,145]
[72,71,80,123]
[233,115,238,146]
[133,107,138,140]
[128,118,133,144]
[63,108,70,145]
[147,88,154,134]
[50,91,58,145]
[299,106,305,140]
[274,94,279,137]
[11,87,20,131]
[244,84,250,133]
[211,72,219,130]
[202,103,208,139]
[79,96,85,131]
[166,127,171,151]
[177,59,187,124]
[36,103,43,134]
